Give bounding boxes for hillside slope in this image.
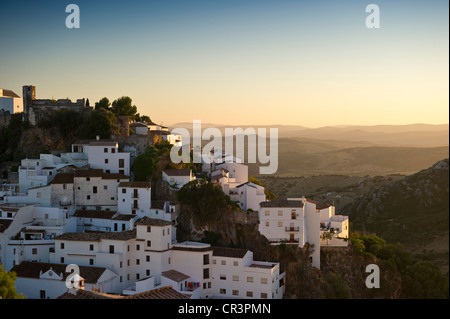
[344,159,449,273]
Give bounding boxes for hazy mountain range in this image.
[170,123,449,177]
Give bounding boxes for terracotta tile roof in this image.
[162,169,191,177]
[125,286,189,299]
[260,200,304,208]
[49,173,74,184]
[73,210,117,220]
[118,182,151,188]
[11,261,108,283]
[162,270,190,283]
[57,289,115,299]
[56,230,136,242]
[151,200,166,210]
[0,219,13,233]
[316,204,331,210]
[102,173,129,180]
[1,89,20,98]
[213,246,248,258]
[75,169,104,178]
[58,285,189,299]
[88,141,118,147]
[112,214,135,221]
[135,216,172,227]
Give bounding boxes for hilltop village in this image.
[0,86,349,299]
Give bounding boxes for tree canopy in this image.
[95,97,111,111]
[0,264,25,299]
[133,146,159,182]
[111,96,137,117]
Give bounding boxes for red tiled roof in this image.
[162,169,191,177]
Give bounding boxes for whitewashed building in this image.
[0,88,23,113]
[162,169,195,190]
[231,181,266,211]
[211,246,284,299]
[88,141,130,176]
[118,182,151,216]
[12,261,118,299]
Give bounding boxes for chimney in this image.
[129,218,134,230]
[96,135,100,141]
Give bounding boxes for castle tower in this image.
[22,85,35,114]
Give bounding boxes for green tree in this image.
[133,146,159,181]
[326,272,352,299]
[321,231,332,245]
[248,176,276,200]
[134,113,152,123]
[95,97,111,111]
[111,96,137,117]
[0,264,25,299]
[77,109,118,139]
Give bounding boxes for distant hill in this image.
[343,159,449,273]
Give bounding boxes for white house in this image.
[87,140,130,176]
[130,122,149,135]
[18,154,74,193]
[258,198,321,268]
[118,182,151,216]
[0,204,75,271]
[0,88,23,113]
[72,209,137,233]
[231,181,266,211]
[12,261,118,299]
[211,246,284,299]
[162,169,195,190]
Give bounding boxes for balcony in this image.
[285,226,299,232]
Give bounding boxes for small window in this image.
[146,255,150,262]
[60,257,64,263]
[89,244,94,251]
[104,148,108,153]
[232,290,239,296]
[221,260,226,265]
[233,261,238,266]
[232,275,239,281]
[111,148,116,153]
[104,159,108,164]
[89,259,94,265]
[220,275,226,280]
[109,245,114,254]
[261,278,268,284]
[147,226,151,233]
[86,177,90,181]
[147,240,151,247]
[247,277,253,283]
[136,244,140,251]
[87,195,90,200]
[261,293,268,299]
[219,288,226,295]
[136,259,140,265]
[246,291,253,297]
[32,248,37,255]
[146,269,150,276]
[104,185,108,190]
[93,186,97,194]
[60,243,64,249]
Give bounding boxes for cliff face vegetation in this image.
[175,180,408,299]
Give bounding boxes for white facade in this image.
[232,182,266,211]
[87,141,130,176]
[118,182,151,216]
[12,261,117,299]
[211,247,284,299]
[0,88,23,113]
[18,154,68,193]
[258,198,321,268]
[162,169,195,190]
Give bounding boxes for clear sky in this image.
[0,0,448,127]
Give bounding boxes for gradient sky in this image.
[0,0,448,127]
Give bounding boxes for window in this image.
[122,188,126,194]
[278,221,283,227]
[86,177,90,181]
[32,248,37,255]
[120,276,122,283]
[60,243,64,249]
[220,275,226,280]
[278,210,283,216]
[89,259,94,265]
[203,268,210,279]
[233,261,238,266]
[261,278,268,284]
[119,159,124,168]
[266,221,269,227]
[120,261,122,268]
[60,257,64,263]
[232,275,239,281]
[203,254,210,265]
[93,186,97,194]
[247,277,253,283]
[63,184,67,190]
[265,210,270,216]
[219,288,226,295]
[221,260,226,265]
[232,290,239,296]
[146,255,150,262]
[109,245,114,254]
[147,226,151,233]
[37,192,41,198]
[136,259,140,265]
[104,159,108,164]
[261,293,268,299]
[168,257,171,264]
[122,224,126,231]
[40,290,46,299]
[104,185,108,190]
[136,244,140,251]
[147,240,151,247]
[111,148,116,153]
[114,223,118,231]
[87,195,91,200]
[89,244,94,251]
[104,148,108,153]
[246,291,253,297]
[146,269,150,276]
[162,229,165,236]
